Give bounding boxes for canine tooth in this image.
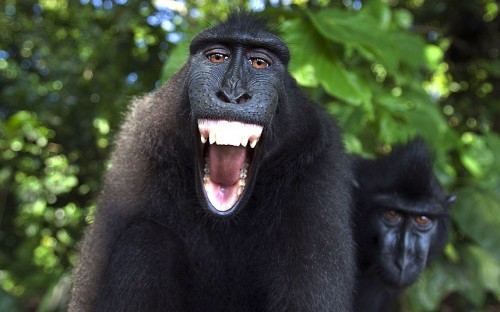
[201,135,207,144]
[250,139,258,148]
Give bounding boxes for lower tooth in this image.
[204,158,209,182]
[238,163,248,194]
[204,159,210,174]
[240,168,247,179]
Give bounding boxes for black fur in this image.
[353,139,454,312]
[69,12,354,311]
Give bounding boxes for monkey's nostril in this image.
[216,91,231,103]
[216,91,251,104]
[236,93,251,104]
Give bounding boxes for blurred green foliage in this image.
[0,111,80,293]
[0,0,499,311]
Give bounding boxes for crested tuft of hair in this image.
[356,138,445,202]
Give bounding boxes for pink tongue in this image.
[209,145,246,186]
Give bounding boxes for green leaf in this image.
[317,58,371,105]
[483,133,500,184]
[404,240,500,311]
[160,40,189,83]
[0,289,22,312]
[328,103,369,135]
[362,0,392,29]
[405,257,463,311]
[390,32,426,71]
[393,8,414,29]
[466,245,500,295]
[292,64,319,88]
[342,133,363,154]
[425,44,445,70]
[309,9,399,73]
[36,274,71,312]
[453,187,500,261]
[281,19,371,105]
[405,91,450,143]
[459,134,495,178]
[309,7,426,84]
[376,93,411,112]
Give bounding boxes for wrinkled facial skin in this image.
[186,23,289,217]
[188,40,287,126]
[375,210,439,287]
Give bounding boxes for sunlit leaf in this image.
[393,8,413,29]
[425,45,444,70]
[362,0,392,29]
[459,134,494,178]
[309,9,398,73]
[281,18,371,105]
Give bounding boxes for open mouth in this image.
[198,119,263,212]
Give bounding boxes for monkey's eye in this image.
[415,215,432,226]
[207,53,228,63]
[383,210,402,224]
[249,57,269,69]
[414,215,434,230]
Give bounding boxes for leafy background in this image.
[1,0,499,311]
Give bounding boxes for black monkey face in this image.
[186,19,289,217]
[376,210,438,287]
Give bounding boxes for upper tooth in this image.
[198,119,263,147]
[250,139,258,148]
[215,122,242,146]
[241,136,248,147]
[209,131,216,144]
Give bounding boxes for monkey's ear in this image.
[446,194,457,205]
